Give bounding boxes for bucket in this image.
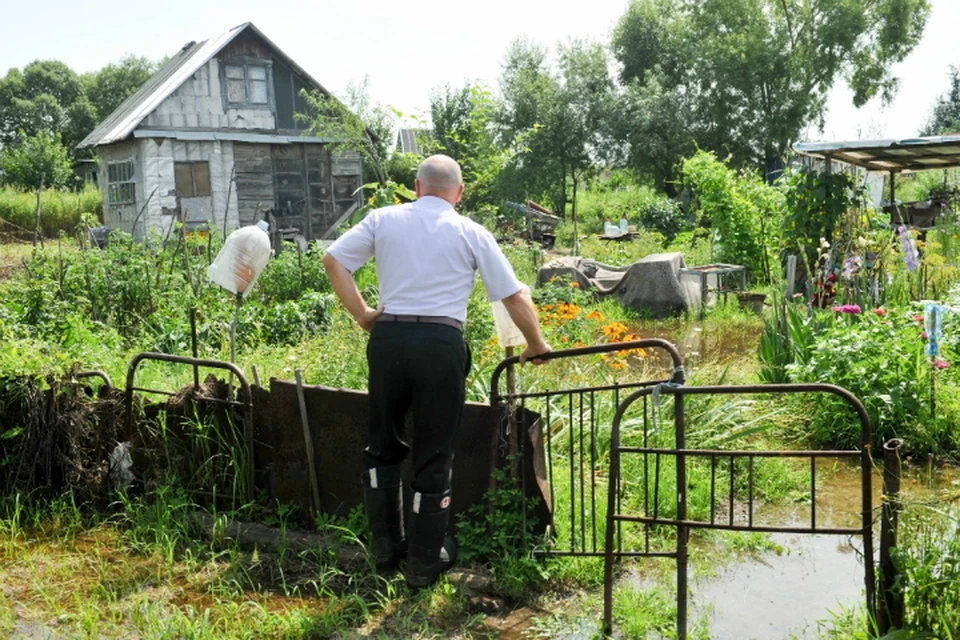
[737,292,767,314]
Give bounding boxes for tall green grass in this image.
[0,186,102,237]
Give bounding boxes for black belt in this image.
[377,313,464,332]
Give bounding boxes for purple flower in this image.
[898,225,919,271]
[843,256,862,280]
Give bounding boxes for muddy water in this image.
[692,463,960,640]
[626,319,763,368]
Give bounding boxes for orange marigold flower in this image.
[608,361,626,371]
[622,333,640,342]
[574,341,587,348]
[586,310,604,321]
[571,282,580,288]
[560,336,569,343]
[602,322,628,337]
[542,304,554,311]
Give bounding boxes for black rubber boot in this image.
[361,464,406,572]
[405,489,457,589]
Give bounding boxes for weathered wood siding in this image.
[234,144,273,226]
[99,141,141,236]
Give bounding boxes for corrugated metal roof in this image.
[396,128,425,155]
[78,22,338,150]
[794,135,960,172]
[133,129,335,144]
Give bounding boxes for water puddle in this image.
[691,462,960,639]
[626,319,763,369]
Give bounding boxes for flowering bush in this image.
[787,305,958,454]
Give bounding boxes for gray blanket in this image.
[536,253,702,317]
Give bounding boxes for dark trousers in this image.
[363,322,470,494]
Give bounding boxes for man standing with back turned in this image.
[323,154,550,589]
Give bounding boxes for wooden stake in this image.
[33,174,44,248]
[295,369,322,516]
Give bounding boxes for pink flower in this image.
[831,304,862,314]
[792,293,804,299]
[933,359,950,370]
[873,308,887,317]
[922,331,929,340]
[914,314,925,323]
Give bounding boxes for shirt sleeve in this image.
[472,226,523,302]
[326,212,376,273]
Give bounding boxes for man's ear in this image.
[455,184,464,204]
[414,179,422,198]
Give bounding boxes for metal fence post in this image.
[878,438,905,634]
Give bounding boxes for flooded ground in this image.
[691,462,960,640]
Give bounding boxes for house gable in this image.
[77,22,334,148]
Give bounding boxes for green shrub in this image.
[253,243,330,305]
[895,505,960,636]
[682,151,781,284]
[0,186,102,236]
[785,306,957,454]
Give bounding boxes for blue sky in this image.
[1,0,957,142]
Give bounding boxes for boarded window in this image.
[174,162,212,198]
[107,159,135,205]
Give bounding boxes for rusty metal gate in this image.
[601,382,876,639]
[489,339,685,556]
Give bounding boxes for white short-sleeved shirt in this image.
[326,195,522,323]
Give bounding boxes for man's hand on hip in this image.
[356,307,383,333]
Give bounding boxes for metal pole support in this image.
[878,437,905,634]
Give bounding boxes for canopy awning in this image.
[794,135,960,173]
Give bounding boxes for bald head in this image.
[416,155,464,205]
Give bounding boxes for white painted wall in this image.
[138,138,239,235]
[143,59,276,131]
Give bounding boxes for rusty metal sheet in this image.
[265,379,546,530]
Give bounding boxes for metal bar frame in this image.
[75,370,114,394]
[489,339,685,555]
[602,383,876,639]
[123,352,255,499]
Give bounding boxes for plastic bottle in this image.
[207,220,272,297]
[490,284,531,348]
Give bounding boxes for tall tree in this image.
[497,39,564,210]
[921,66,960,136]
[82,55,156,120]
[557,39,614,220]
[612,0,931,181]
[497,38,614,218]
[428,82,504,209]
[0,131,72,190]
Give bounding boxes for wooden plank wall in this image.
[234,144,274,226]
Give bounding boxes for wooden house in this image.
[78,22,363,241]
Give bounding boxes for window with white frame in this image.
[107,160,135,205]
[224,62,270,106]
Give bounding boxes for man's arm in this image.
[500,288,551,365]
[322,253,382,332]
